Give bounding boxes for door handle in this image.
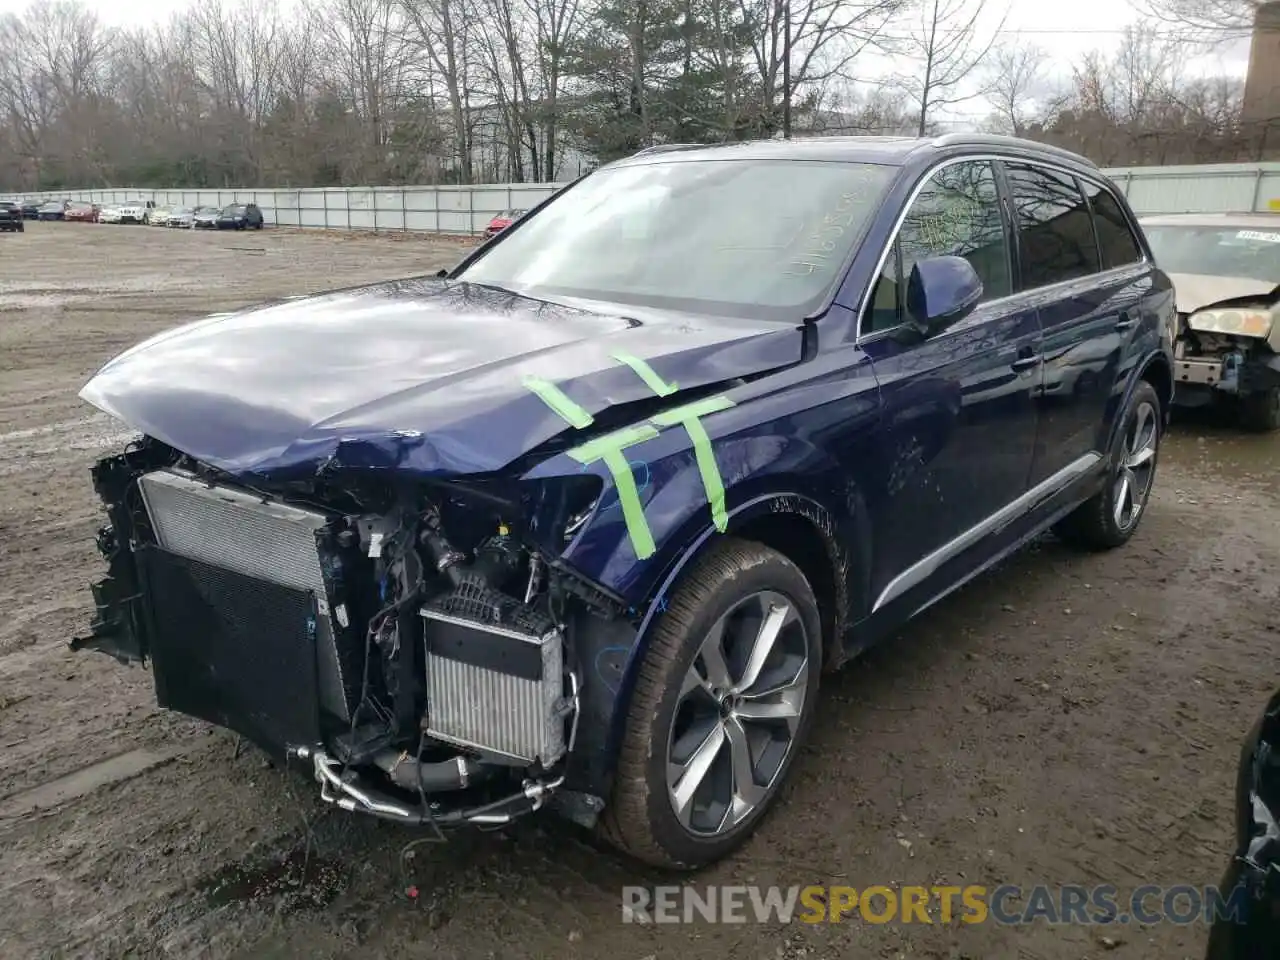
[1115,311,1137,332]
[1010,355,1041,372]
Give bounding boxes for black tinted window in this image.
[1006,164,1100,289]
[1079,180,1143,269]
[865,159,1010,333]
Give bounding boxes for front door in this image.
[859,158,1042,613]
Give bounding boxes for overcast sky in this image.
[0,0,1253,123]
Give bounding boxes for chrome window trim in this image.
[854,153,1151,344]
[871,451,1102,612]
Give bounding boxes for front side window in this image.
[1006,163,1100,289]
[455,159,895,320]
[1079,180,1143,269]
[865,159,1011,334]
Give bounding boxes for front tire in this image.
[1055,380,1162,550]
[600,537,822,869]
[1239,387,1280,432]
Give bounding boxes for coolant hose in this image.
[374,750,492,793]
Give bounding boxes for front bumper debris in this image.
[292,746,566,826]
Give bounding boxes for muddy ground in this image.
[1,221,1277,960]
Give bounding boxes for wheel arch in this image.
[598,488,865,786]
[1139,351,1173,423]
[1107,349,1172,451]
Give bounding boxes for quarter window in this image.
[1005,163,1100,289]
[1079,179,1143,269]
[865,159,1011,333]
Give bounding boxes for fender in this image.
[1106,347,1173,452]
[599,486,868,785]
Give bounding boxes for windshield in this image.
[172,207,192,215]
[456,159,895,319]
[222,204,244,215]
[1144,224,1280,285]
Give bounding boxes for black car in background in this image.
[1204,686,1280,959]
[0,200,23,232]
[216,202,264,229]
[38,200,70,220]
[21,200,41,219]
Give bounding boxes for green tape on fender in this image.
[522,375,594,429]
[567,424,660,560]
[650,395,735,532]
[612,352,678,397]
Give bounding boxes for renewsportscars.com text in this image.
[621,884,1252,926]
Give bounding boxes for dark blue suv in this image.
[73,134,1174,871]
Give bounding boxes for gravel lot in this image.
[1,221,1278,960]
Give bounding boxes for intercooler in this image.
[136,468,353,723]
[421,600,567,767]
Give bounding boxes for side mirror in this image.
[905,255,983,337]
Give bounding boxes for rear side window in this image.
[1005,163,1100,289]
[1079,180,1143,269]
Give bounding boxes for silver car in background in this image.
[167,207,196,228]
[1142,213,1280,431]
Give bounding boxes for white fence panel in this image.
[21,161,1280,233]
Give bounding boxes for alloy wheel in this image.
[1113,399,1158,532]
[666,590,810,838]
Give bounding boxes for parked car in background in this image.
[21,199,41,219]
[148,206,172,227]
[116,199,155,224]
[38,200,69,221]
[215,202,264,229]
[1140,212,1280,431]
[166,206,195,228]
[64,201,100,223]
[0,200,23,232]
[484,209,526,238]
[192,206,220,229]
[97,205,122,224]
[72,134,1175,871]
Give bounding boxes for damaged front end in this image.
[1171,284,1280,423]
[72,435,632,830]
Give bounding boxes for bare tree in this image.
[525,0,583,178]
[740,0,907,137]
[1133,0,1263,42]
[399,0,477,182]
[895,0,1007,136]
[981,42,1062,137]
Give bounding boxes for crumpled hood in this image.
[1167,273,1279,315]
[80,278,802,478]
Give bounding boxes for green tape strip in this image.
[612,352,678,397]
[522,375,594,429]
[567,423,660,559]
[650,395,735,532]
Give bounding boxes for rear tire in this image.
[1055,380,1162,551]
[599,537,822,869]
[1239,387,1280,432]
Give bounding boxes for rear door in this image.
[858,157,1042,612]
[1002,162,1150,486]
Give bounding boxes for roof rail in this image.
[630,143,707,157]
[928,133,1098,170]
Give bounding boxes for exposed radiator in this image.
[136,468,352,722]
[421,607,565,766]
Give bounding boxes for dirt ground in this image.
[1,221,1277,960]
